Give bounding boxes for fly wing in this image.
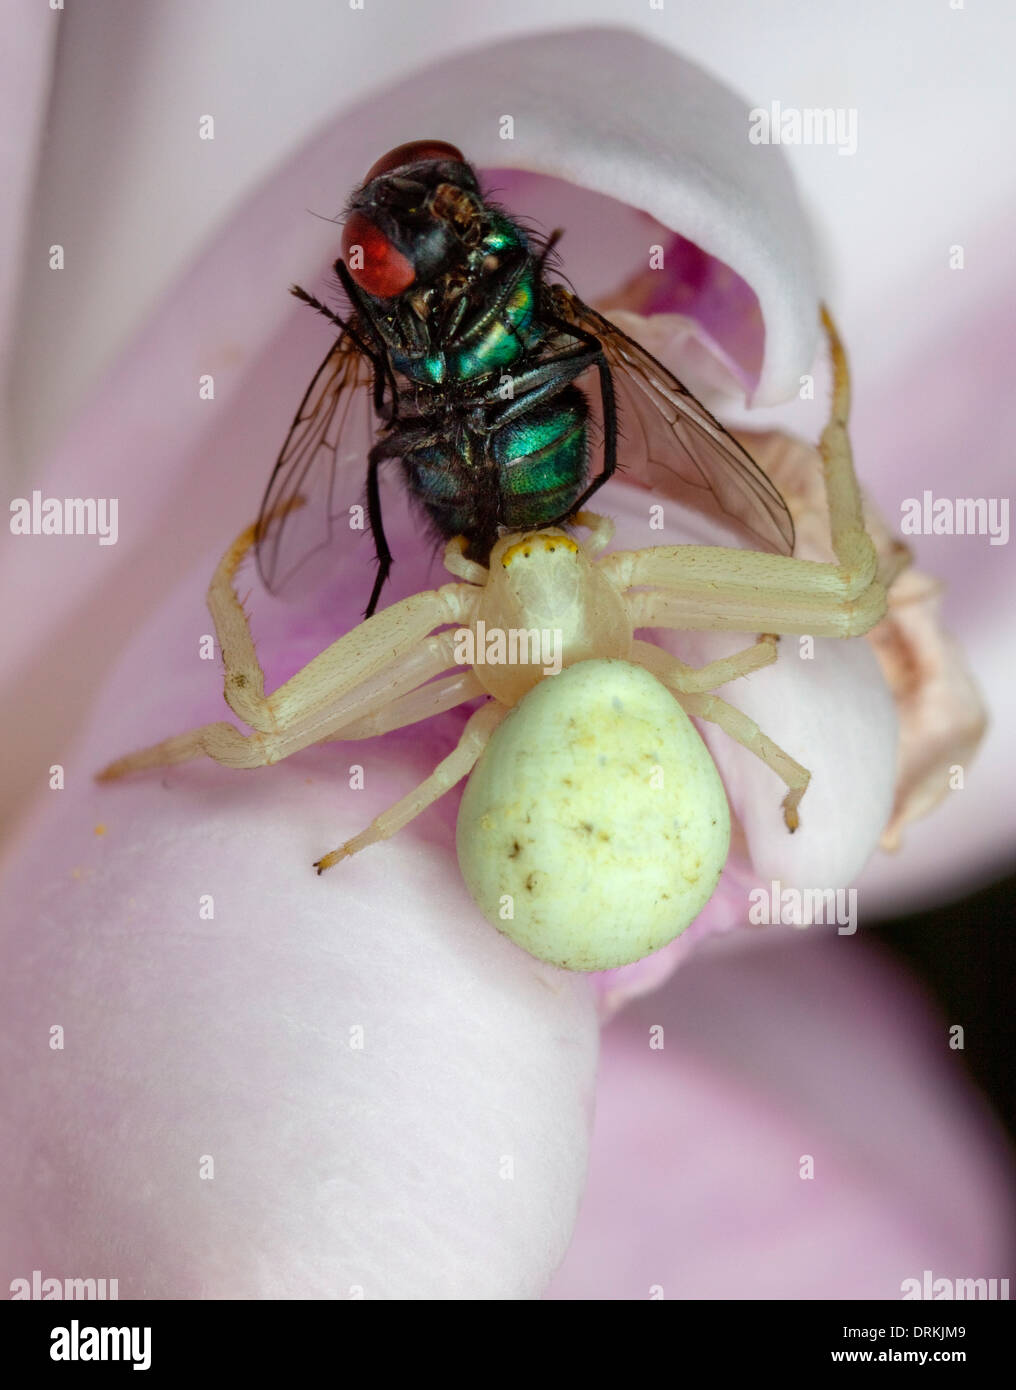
[255,328,379,598]
[550,287,795,554]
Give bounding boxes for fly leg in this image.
[363,423,440,618]
[469,340,612,535]
[469,342,601,421]
[333,259,400,417]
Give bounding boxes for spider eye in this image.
[341,210,415,298]
[362,140,466,183]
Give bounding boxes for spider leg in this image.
[442,536,488,584]
[571,510,615,556]
[633,639,809,831]
[622,570,886,638]
[817,303,866,572]
[97,515,481,779]
[337,670,488,740]
[630,635,778,692]
[214,508,477,728]
[599,305,890,638]
[314,700,508,872]
[96,626,473,779]
[679,689,810,832]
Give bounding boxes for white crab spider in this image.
[100,309,897,970]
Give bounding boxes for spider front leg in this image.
[622,567,887,639]
[97,516,482,780]
[601,304,890,639]
[633,639,810,831]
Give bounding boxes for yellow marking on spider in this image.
[501,535,579,568]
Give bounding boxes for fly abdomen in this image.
[401,434,500,556]
[493,386,589,532]
[401,385,588,559]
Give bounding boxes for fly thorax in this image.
[474,532,632,702]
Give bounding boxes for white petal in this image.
[0,552,598,1297]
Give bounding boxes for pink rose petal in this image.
[549,928,1015,1299]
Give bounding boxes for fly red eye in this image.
[341,210,415,298]
[362,139,465,183]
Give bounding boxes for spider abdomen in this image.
[456,659,731,970]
